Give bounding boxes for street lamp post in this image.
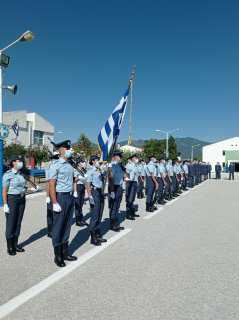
[155,128,179,159]
[191,144,201,161]
[0,31,34,206]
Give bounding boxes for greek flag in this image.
[12,120,19,137]
[98,87,129,160]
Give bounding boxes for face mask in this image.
[16,161,23,170]
[64,150,73,159]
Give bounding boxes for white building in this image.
[202,137,239,171]
[3,111,55,150]
[119,144,143,154]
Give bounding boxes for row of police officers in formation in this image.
[2,140,212,267]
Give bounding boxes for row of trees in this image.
[3,133,179,167]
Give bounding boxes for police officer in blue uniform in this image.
[86,155,107,246]
[2,155,27,255]
[156,159,167,205]
[215,162,222,179]
[145,156,158,212]
[108,150,125,231]
[125,154,140,220]
[48,140,77,267]
[73,157,88,227]
[228,162,235,180]
[45,151,59,238]
[137,159,145,199]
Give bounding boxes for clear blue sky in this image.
[1,0,239,143]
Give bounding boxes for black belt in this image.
[56,192,72,195]
[8,193,25,198]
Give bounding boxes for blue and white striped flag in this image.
[12,120,19,137]
[98,87,130,160]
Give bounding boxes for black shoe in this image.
[62,242,77,261]
[54,246,66,267]
[126,214,135,220]
[133,213,140,217]
[95,229,107,243]
[14,237,25,252]
[90,232,102,246]
[76,220,88,227]
[111,225,121,232]
[7,238,16,256]
[47,232,52,238]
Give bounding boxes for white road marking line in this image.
[0,228,131,320]
[180,190,190,197]
[143,207,164,220]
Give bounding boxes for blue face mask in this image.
[64,150,73,159]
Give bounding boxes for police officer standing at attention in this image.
[45,151,59,238]
[145,155,158,212]
[137,159,145,199]
[156,159,167,204]
[2,155,26,255]
[228,162,235,180]
[215,162,222,179]
[73,157,88,227]
[108,150,125,232]
[48,140,77,267]
[86,155,107,246]
[125,154,140,220]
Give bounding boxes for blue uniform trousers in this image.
[109,185,123,224]
[89,188,104,232]
[156,177,164,203]
[146,177,155,205]
[52,192,74,248]
[137,177,144,198]
[47,202,53,233]
[5,194,26,240]
[74,184,85,221]
[126,181,137,210]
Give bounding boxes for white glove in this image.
[73,191,78,198]
[89,196,95,205]
[35,185,40,191]
[3,204,10,214]
[46,197,51,204]
[53,203,62,212]
[110,192,115,199]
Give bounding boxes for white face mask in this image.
[16,161,23,170]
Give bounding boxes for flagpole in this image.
[128,65,136,146]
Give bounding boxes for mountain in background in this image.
[119,137,211,159]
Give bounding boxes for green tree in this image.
[74,133,98,158]
[27,146,50,167]
[143,139,165,159]
[168,135,177,160]
[4,143,27,161]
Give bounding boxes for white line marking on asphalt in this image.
[143,207,164,220]
[0,228,131,320]
[181,190,190,197]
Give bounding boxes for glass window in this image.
[33,130,44,146]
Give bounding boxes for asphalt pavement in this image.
[0,178,239,320]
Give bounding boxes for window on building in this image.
[33,130,44,146]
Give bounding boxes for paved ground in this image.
[0,178,239,320]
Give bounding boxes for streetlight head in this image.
[20,30,35,42]
[3,85,18,95]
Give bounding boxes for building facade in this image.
[3,111,55,150]
[202,137,239,171]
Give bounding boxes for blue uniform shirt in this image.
[126,162,139,182]
[137,164,145,177]
[48,157,74,192]
[109,162,124,186]
[157,163,166,177]
[3,169,27,195]
[86,166,103,188]
[166,163,174,176]
[146,161,157,177]
[183,164,189,174]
